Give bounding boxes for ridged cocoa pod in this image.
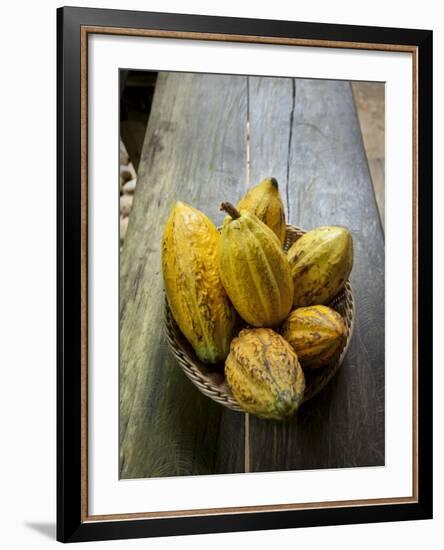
[281,305,346,369]
[236,177,286,243]
[287,226,353,307]
[219,203,294,327]
[162,202,237,364]
[225,328,305,420]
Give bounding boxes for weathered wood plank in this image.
[119,73,248,478]
[249,79,385,471]
[248,76,294,214]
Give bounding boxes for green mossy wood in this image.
[120,73,247,478]
[120,73,384,478]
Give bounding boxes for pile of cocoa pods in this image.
[162,178,353,420]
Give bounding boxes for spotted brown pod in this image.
[287,226,353,307]
[225,328,305,420]
[281,305,346,369]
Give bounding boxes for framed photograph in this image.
[57,6,433,543]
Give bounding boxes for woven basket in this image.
[164,224,355,413]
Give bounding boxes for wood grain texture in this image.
[119,73,247,478]
[248,79,385,471]
[248,76,294,214]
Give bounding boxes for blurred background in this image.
[119,71,384,248]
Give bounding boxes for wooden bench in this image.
[119,72,385,478]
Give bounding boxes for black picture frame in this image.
[57,6,433,543]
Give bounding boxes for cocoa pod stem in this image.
[220,202,241,219]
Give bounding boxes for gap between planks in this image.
[286,79,296,222]
[242,76,297,473]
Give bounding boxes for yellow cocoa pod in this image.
[162,202,236,364]
[219,203,294,327]
[281,305,346,369]
[236,177,286,243]
[225,328,305,420]
[287,226,353,307]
